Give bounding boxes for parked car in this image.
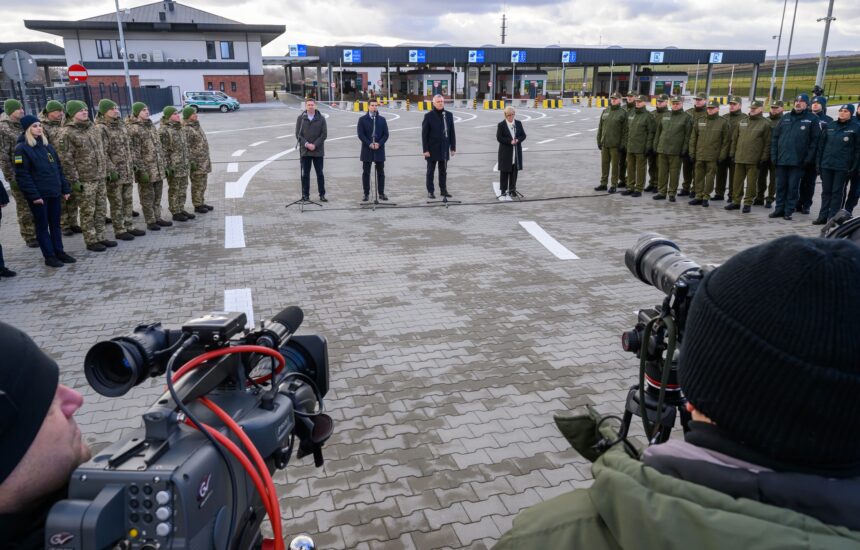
[182,91,240,112]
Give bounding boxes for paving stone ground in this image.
[0,96,821,548]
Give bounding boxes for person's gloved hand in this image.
[137,171,150,184]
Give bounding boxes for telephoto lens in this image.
[625,233,701,295]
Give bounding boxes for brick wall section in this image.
[87,75,141,89]
[202,75,266,104]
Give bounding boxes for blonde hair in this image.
[25,125,48,148]
[504,106,516,116]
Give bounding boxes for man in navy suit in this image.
[421,94,456,198]
[357,99,389,201]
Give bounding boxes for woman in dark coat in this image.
[496,106,527,198]
[13,115,75,267]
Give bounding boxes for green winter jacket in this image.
[723,109,749,159]
[494,409,860,550]
[655,109,693,155]
[625,107,656,155]
[689,113,730,162]
[597,104,628,149]
[732,113,772,165]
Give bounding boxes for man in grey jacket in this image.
[295,98,328,201]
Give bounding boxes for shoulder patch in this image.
[14,155,23,164]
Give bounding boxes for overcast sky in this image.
[6,0,860,58]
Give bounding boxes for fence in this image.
[1,82,176,118]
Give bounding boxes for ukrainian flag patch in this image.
[14,155,23,165]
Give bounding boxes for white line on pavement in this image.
[224,288,255,328]
[276,134,292,139]
[538,139,555,144]
[208,122,294,135]
[224,216,246,248]
[449,109,478,122]
[493,162,498,172]
[519,221,579,260]
[542,124,557,128]
[492,180,511,200]
[475,124,497,128]
[227,163,239,172]
[588,127,599,131]
[232,149,246,157]
[225,149,294,198]
[566,133,581,137]
[250,141,268,147]
[564,120,577,124]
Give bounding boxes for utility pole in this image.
[500,12,507,44]
[768,0,789,101]
[114,0,134,104]
[780,0,800,101]
[814,0,836,90]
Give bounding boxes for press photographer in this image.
[495,235,860,549]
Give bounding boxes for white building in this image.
[25,0,284,103]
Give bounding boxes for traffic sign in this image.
[2,50,37,83]
[68,63,89,82]
[330,82,336,88]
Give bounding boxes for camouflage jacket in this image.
[57,118,108,183]
[96,114,133,182]
[0,113,22,184]
[126,116,166,183]
[159,120,189,177]
[38,115,65,146]
[182,120,211,173]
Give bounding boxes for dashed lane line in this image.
[519,221,579,260]
[588,128,599,132]
[537,139,555,144]
[224,216,246,248]
[227,163,239,173]
[224,288,255,328]
[250,141,268,147]
[566,133,581,137]
[232,149,246,157]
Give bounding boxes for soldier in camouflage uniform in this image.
[755,101,784,208]
[594,92,628,193]
[645,94,669,192]
[714,96,748,203]
[57,100,115,252]
[681,92,709,196]
[688,100,730,207]
[159,106,194,222]
[0,98,37,247]
[127,102,170,231]
[181,106,213,214]
[621,95,656,197]
[96,99,144,240]
[728,100,771,213]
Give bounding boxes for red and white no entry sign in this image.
[68,64,88,82]
[330,82,336,88]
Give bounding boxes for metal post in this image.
[780,0,800,101]
[694,61,700,95]
[13,52,30,109]
[591,66,598,95]
[560,62,566,98]
[729,64,735,95]
[114,0,134,105]
[705,63,714,97]
[609,61,614,95]
[453,58,456,101]
[339,59,343,101]
[769,0,789,101]
[387,58,391,100]
[490,63,497,100]
[814,0,836,88]
[749,63,760,100]
[512,61,516,101]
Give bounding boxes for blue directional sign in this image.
[511,50,526,63]
[468,50,485,63]
[289,44,307,57]
[562,51,576,63]
[650,51,665,63]
[409,49,426,63]
[343,49,361,63]
[709,51,724,64]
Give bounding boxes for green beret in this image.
[182,105,197,119]
[3,99,22,114]
[162,106,178,120]
[43,100,63,114]
[98,99,117,115]
[132,102,147,117]
[65,100,87,117]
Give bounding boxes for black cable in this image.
[165,336,239,547]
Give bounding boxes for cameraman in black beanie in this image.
[496,235,860,549]
[0,322,90,549]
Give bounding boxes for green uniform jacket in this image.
[494,414,860,550]
[723,110,749,160]
[182,120,212,173]
[689,114,730,162]
[159,120,190,177]
[686,106,708,125]
[0,114,22,184]
[96,114,133,182]
[732,114,772,164]
[57,119,107,184]
[652,106,669,128]
[625,107,656,155]
[655,110,693,155]
[597,104,628,149]
[127,116,166,183]
[38,115,64,145]
[768,112,783,128]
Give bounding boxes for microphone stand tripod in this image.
[426,158,462,209]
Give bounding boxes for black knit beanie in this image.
[679,236,860,473]
[0,322,59,484]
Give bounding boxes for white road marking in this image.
[564,120,577,124]
[538,139,555,144]
[250,141,268,147]
[232,149,246,157]
[227,163,239,173]
[449,109,478,122]
[475,124,497,129]
[224,288,255,328]
[208,122,294,135]
[588,128,599,132]
[276,134,292,139]
[493,162,498,172]
[519,221,579,260]
[542,124,557,128]
[566,133,581,137]
[224,216,246,248]
[225,149,294,198]
[492,180,511,200]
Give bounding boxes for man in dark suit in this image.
[496,106,527,197]
[421,94,456,198]
[357,99,389,201]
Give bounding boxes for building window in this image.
[207,81,214,90]
[220,41,234,60]
[231,81,237,92]
[96,39,112,59]
[219,81,225,92]
[206,41,216,60]
[115,40,125,59]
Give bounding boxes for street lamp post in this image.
[114,0,134,105]
[780,0,800,101]
[814,0,836,90]
[768,0,789,101]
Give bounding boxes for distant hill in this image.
[765,51,859,61]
